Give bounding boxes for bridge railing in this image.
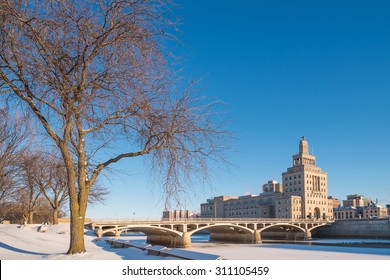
[90,217,334,225]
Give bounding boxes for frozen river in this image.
[121,232,390,260]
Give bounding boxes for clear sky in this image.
[86,0,390,219]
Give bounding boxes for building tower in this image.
[282,137,333,219]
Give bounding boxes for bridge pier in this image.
[96,227,103,238]
[304,230,312,240]
[254,230,262,244]
[181,232,191,248]
[147,233,192,248]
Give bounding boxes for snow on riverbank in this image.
[1,224,390,260]
[0,224,170,260]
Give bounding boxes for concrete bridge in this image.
[89,218,333,248]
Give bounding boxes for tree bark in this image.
[67,210,86,254]
[28,211,34,224]
[52,208,58,225]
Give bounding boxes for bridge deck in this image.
[90,218,333,226]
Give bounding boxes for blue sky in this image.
[87,0,390,219]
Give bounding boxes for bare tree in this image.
[0,195,55,224]
[29,152,68,224]
[16,152,44,224]
[0,0,229,254]
[0,108,30,208]
[33,151,108,224]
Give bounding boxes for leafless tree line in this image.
[0,108,107,224]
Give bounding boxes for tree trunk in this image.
[53,208,59,225]
[67,209,86,254]
[28,211,34,224]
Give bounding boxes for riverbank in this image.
[1,224,390,260]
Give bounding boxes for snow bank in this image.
[1,224,390,260]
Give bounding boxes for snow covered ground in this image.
[0,224,170,260]
[1,224,390,260]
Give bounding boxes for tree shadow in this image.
[0,242,49,256]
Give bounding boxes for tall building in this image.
[281,136,333,219]
[200,137,334,220]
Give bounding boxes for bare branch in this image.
[0,0,231,254]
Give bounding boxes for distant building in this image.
[333,206,360,220]
[334,195,388,220]
[200,196,238,218]
[362,203,388,219]
[162,209,192,220]
[329,196,341,209]
[387,204,390,217]
[200,137,334,220]
[342,194,370,207]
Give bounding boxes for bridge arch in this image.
[259,223,306,233]
[188,223,254,236]
[99,225,183,238]
[99,225,190,248]
[188,223,255,244]
[306,223,329,232]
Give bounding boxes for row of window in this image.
[224,206,259,211]
[285,175,302,180]
[285,187,301,192]
[307,200,328,205]
[226,211,269,216]
[307,193,327,198]
[284,174,326,181]
[286,181,301,186]
[284,180,326,187]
